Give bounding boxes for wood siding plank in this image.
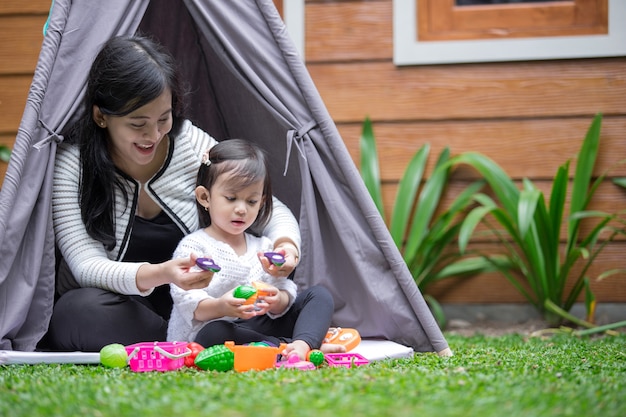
[306,1,392,62]
[336,116,626,180]
[308,58,626,122]
[0,75,32,134]
[0,0,51,15]
[426,242,626,303]
[0,16,46,74]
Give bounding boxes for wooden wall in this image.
[303,0,626,304]
[1,0,624,304]
[0,0,49,182]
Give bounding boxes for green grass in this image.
[1,334,625,417]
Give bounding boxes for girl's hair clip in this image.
[201,148,211,166]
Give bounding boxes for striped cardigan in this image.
[53,120,301,296]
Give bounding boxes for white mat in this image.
[350,339,414,362]
[0,339,415,365]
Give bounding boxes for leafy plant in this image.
[359,117,490,327]
[451,113,626,326]
[0,144,11,162]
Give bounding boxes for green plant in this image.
[0,144,11,162]
[452,113,626,326]
[359,117,490,327]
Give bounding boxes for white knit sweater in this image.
[167,230,298,342]
[53,120,301,296]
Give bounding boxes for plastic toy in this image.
[263,251,285,266]
[99,343,128,368]
[324,327,361,351]
[196,257,221,272]
[233,282,273,311]
[194,344,235,372]
[125,341,191,372]
[184,342,205,369]
[225,341,286,372]
[276,354,316,371]
[307,349,325,367]
[324,352,369,368]
[233,284,258,305]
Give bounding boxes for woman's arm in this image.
[53,145,147,295]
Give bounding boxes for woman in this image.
[44,35,302,352]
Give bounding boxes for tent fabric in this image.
[0,0,449,353]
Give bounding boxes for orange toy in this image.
[224,341,286,372]
[324,327,361,352]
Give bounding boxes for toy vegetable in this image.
[184,342,205,368]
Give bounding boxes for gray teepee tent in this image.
[0,0,449,353]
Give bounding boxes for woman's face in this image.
[94,89,173,175]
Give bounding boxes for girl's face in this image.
[199,172,265,240]
[93,89,173,175]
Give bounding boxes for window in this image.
[394,0,626,65]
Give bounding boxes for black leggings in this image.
[194,285,334,349]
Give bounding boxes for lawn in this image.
[1,333,625,417]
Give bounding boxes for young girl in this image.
[167,139,342,360]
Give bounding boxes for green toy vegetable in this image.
[194,344,234,372]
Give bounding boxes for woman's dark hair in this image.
[197,139,273,231]
[74,35,187,250]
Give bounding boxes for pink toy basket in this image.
[125,341,190,372]
[324,352,369,368]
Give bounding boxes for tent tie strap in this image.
[34,119,64,150]
[284,120,316,175]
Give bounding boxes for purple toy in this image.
[196,257,221,272]
[263,251,285,266]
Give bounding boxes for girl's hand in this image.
[255,286,291,316]
[221,290,261,319]
[258,242,299,278]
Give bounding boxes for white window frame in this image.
[283,0,305,59]
[393,0,626,65]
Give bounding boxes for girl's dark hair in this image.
[197,139,273,231]
[74,35,187,250]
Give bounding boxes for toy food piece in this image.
[184,342,205,369]
[233,284,258,305]
[276,354,316,371]
[100,343,128,368]
[263,251,285,266]
[196,257,221,272]
[251,281,273,297]
[324,327,361,352]
[307,349,325,367]
[194,344,234,372]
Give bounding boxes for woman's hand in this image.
[259,241,299,278]
[136,253,215,292]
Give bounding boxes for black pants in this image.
[42,285,171,352]
[194,285,334,349]
[41,285,333,352]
